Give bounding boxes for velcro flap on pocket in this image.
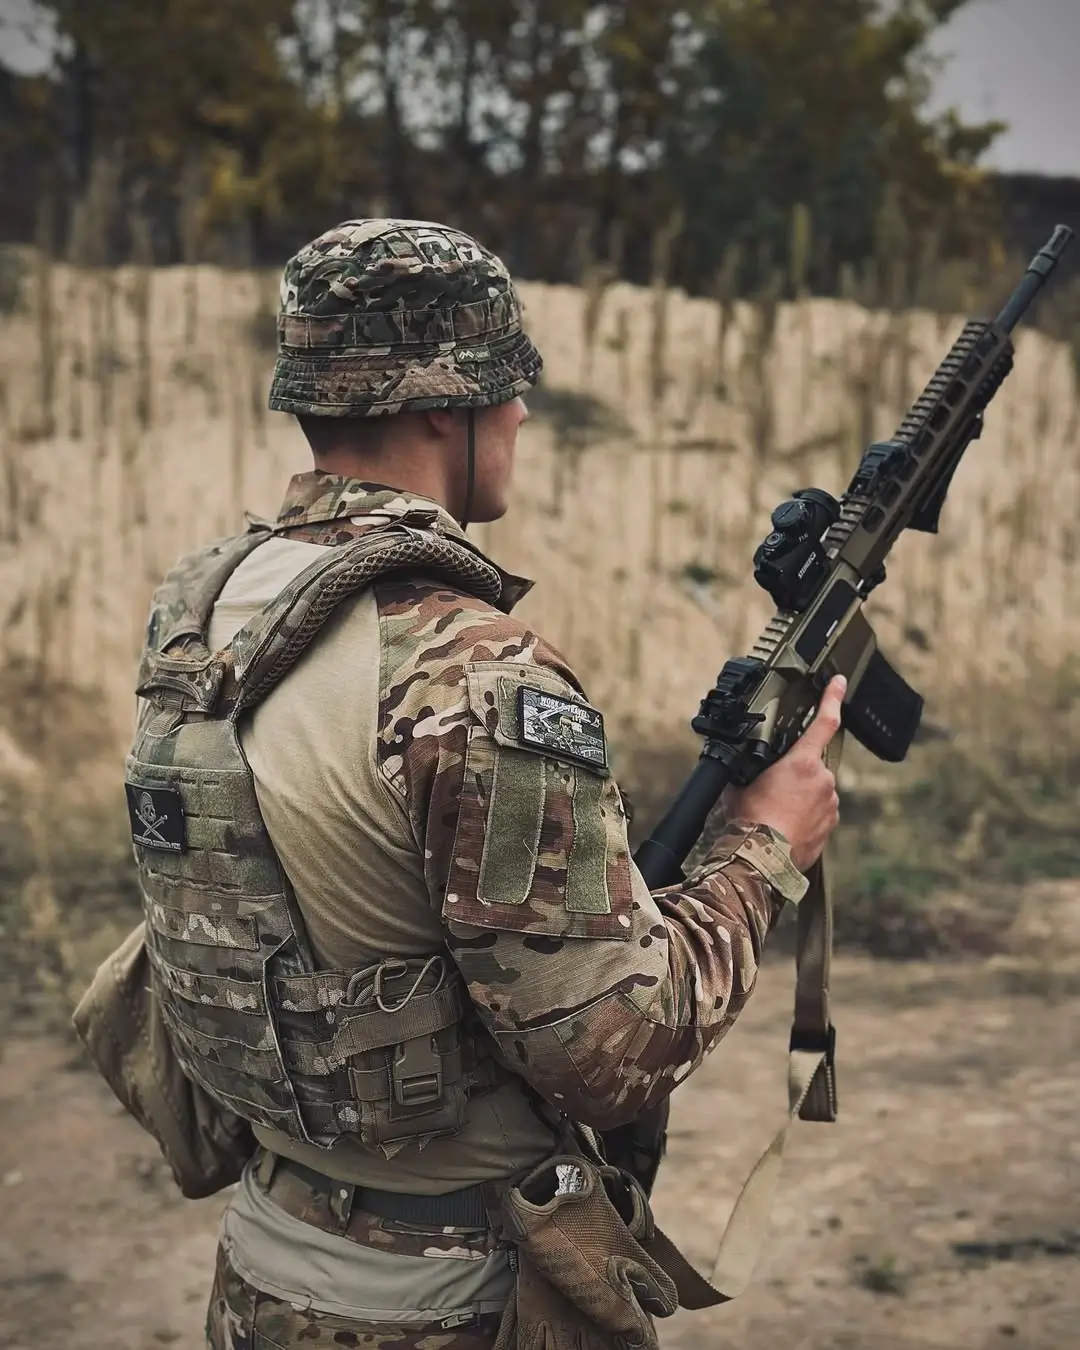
[444,663,632,941]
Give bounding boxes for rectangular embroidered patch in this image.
[517,686,608,771]
[125,783,186,853]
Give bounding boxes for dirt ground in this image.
[2,936,1079,1350]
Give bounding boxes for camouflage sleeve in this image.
[376,579,808,1129]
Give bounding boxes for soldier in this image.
[75,219,842,1349]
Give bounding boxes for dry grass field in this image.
[3,252,1080,1349]
[4,947,1080,1350]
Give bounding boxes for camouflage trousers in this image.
[206,1154,512,1350]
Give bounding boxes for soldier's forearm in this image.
[444,836,795,1125]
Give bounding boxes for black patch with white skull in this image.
[517,686,608,771]
[125,783,186,853]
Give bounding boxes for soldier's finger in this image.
[799,675,847,755]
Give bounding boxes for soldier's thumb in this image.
[801,675,847,754]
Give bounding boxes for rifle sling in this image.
[647,731,842,1307]
[790,724,842,1124]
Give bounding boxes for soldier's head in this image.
[269,219,542,525]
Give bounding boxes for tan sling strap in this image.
[790,726,843,1126]
[639,728,843,1306]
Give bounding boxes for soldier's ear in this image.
[423,409,461,442]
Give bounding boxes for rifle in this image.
[636,225,1074,885]
[605,227,1075,1300]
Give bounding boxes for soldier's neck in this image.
[312,445,455,516]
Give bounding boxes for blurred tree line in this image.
[0,0,1005,294]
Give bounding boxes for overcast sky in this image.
[926,0,1079,175]
[0,0,1077,177]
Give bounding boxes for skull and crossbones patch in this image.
[125,783,186,853]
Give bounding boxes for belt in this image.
[260,1152,492,1230]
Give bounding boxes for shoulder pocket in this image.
[443,662,633,941]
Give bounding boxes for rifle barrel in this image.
[996,225,1074,333]
[633,755,734,888]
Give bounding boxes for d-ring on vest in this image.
[126,514,510,1153]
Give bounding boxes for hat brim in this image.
[269,330,543,418]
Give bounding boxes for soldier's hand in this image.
[722,675,845,873]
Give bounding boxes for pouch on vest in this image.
[72,922,257,1199]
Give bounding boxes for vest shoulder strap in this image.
[145,527,271,657]
[136,527,271,711]
[229,521,505,716]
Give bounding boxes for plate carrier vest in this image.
[126,512,512,1153]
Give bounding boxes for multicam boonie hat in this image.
[269,218,543,418]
